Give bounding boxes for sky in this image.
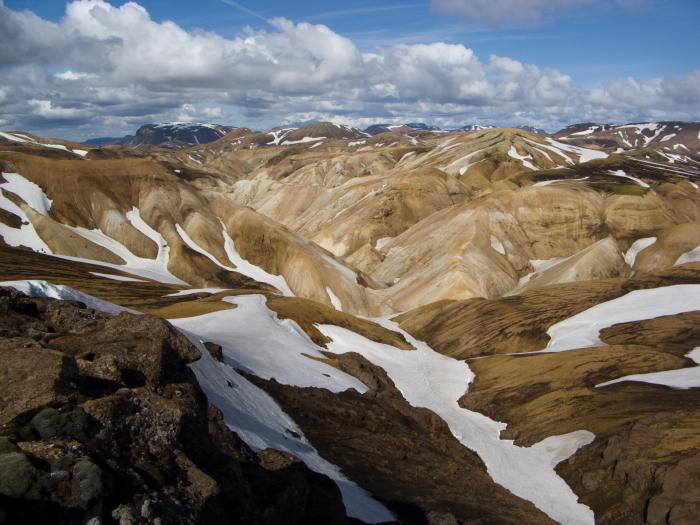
[1,0,699,140]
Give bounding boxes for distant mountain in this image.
[554,121,700,154]
[265,122,368,146]
[405,122,441,131]
[83,135,132,146]
[126,122,232,148]
[516,125,547,135]
[364,122,441,135]
[454,124,495,132]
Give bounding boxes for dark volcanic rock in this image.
[0,287,351,525]
[127,123,231,148]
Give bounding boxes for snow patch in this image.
[608,169,650,188]
[177,327,395,523]
[0,172,52,214]
[318,320,596,525]
[89,272,147,283]
[490,235,506,255]
[0,279,136,314]
[545,138,608,164]
[675,245,700,266]
[508,146,538,170]
[624,237,656,267]
[543,285,700,353]
[598,347,700,390]
[325,286,343,311]
[221,222,294,296]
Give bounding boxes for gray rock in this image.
[0,453,38,498]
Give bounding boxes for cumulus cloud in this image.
[431,0,645,24]
[0,0,696,139]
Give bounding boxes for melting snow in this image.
[318,320,596,525]
[374,237,393,251]
[545,138,608,164]
[608,169,650,188]
[624,237,656,267]
[0,131,88,157]
[326,286,343,311]
[169,296,394,523]
[490,235,506,255]
[65,221,188,286]
[0,172,52,214]
[0,176,52,253]
[0,279,136,314]
[89,272,147,283]
[542,285,700,353]
[675,245,700,266]
[221,222,293,296]
[177,224,236,272]
[598,347,700,390]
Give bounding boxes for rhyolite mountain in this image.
[0,120,699,525]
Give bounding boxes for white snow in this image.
[660,133,677,143]
[176,224,236,272]
[533,177,588,187]
[608,169,650,188]
[309,141,324,149]
[318,319,596,525]
[284,136,325,145]
[374,237,393,251]
[545,138,609,164]
[165,287,229,297]
[0,279,136,314]
[347,140,366,147]
[598,347,700,390]
[0,131,30,143]
[187,154,202,165]
[325,286,343,311]
[569,127,598,137]
[514,257,565,288]
[0,184,52,253]
[675,245,700,266]
[89,272,146,283]
[176,325,394,523]
[221,223,294,296]
[62,210,188,285]
[266,128,297,146]
[0,131,89,157]
[524,138,573,165]
[508,146,538,170]
[172,295,365,392]
[542,285,700,353]
[490,235,506,255]
[624,237,656,267]
[443,148,483,175]
[0,173,52,214]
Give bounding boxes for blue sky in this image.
[1,0,699,138]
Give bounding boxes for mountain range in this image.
[0,120,699,525]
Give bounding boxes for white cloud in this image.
[0,0,696,139]
[55,70,97,80]
[28,99,87,119]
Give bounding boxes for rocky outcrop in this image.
[0,287,351,525]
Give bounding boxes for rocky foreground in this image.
[0,287,352,525]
